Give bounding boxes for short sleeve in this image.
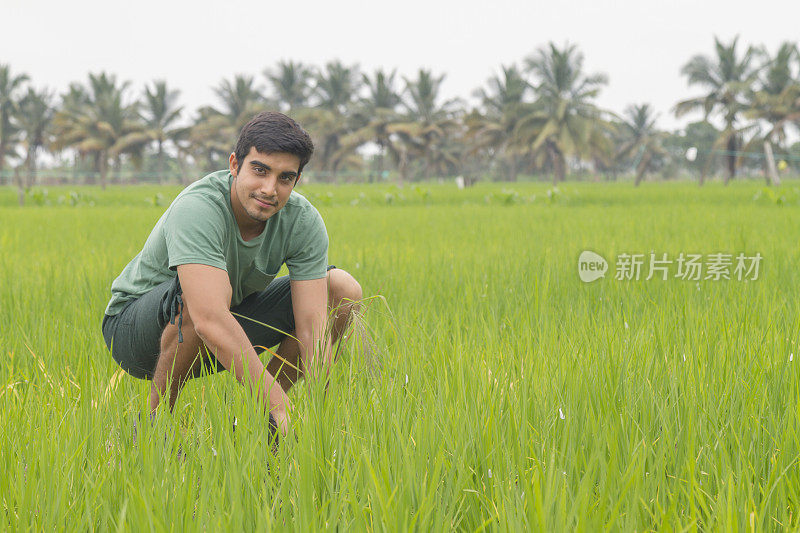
[285,206,329,280]
[163,194,228,271]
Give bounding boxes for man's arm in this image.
[290,277,330,382]
[177,263,292,432]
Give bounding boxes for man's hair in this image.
[234,111,314,174]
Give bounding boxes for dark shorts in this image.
[101,266,334,380]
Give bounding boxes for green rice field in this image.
[2,180,800,530]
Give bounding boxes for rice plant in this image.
[1,180,798,530]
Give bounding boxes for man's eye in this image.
[281,175,295,181]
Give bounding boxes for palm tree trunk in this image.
[699,153,713,187]
[556,156,565,185]
[72,153,80,184]
[591,158,601,182]
[14,166,24,206]
[89,152,101,185]
[113,156,121,185]
[548,143,565,185]
[724,136,737,185]
[177,150,192,186]
[634,152,651,186]
[0,138,8,176]
[157,139,165,185]
[546,142,557,185]
[397,148,408,187]
[100,151,109,190]
[206,150,215,173]
[763,140,780,186]
[762,153,772,186]
[26,145,37,187]
[376,141,386,183]
[507,153,518,182]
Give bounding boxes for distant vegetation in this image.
[2,36,800,197]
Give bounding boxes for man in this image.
[101,111,362,435]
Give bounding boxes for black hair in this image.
[234,111,314,174]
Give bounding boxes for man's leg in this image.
[266,268,363,393]
[150,302,208,413]
[148,268,363,410]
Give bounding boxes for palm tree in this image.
[675,36,763,184]
[661,120,721,180]
[296,62,362,180]
[141,80,183,184]
[16,88,53,199]
[56,83,91,182]
[402,69,459,122]
[585,115,619,181]
[401,69,461,179]
[362,69,402,112]
[761,42,799,97]
[743,42,800,185]
[186,75,267,174]
[314,61,360,113]
[466,64,530,180]
[747,42,800,146]
[477,64,529,115]
[422,124,464,178]
[340,69,407,181]
[518,42,609,184]
[265,60,313,112]
[52,72,149,189]
[186,106,232,173]
[212,74,267,127]
[616,104,668,186]
[295,106,362,181]
[0,65,29,177]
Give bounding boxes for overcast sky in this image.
[3,0,799,131]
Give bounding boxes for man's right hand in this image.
[267,382,291,436]
[177,263,292,435]
[271,405,290,436]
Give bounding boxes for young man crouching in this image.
[101,111,361,435]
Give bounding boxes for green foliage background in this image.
[1,181,799,530]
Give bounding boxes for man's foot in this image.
[268,412,280,448]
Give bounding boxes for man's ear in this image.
[228,152,238,177]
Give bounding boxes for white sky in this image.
[3,0,799,131]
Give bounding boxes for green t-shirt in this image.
[105,170,328,316]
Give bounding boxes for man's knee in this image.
[328,268,363,310]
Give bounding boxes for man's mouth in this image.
[252,197,276,208]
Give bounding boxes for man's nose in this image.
[260,176,277,198]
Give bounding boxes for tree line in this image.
[1,36,799,194]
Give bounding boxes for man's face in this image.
[229,147,301,225]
